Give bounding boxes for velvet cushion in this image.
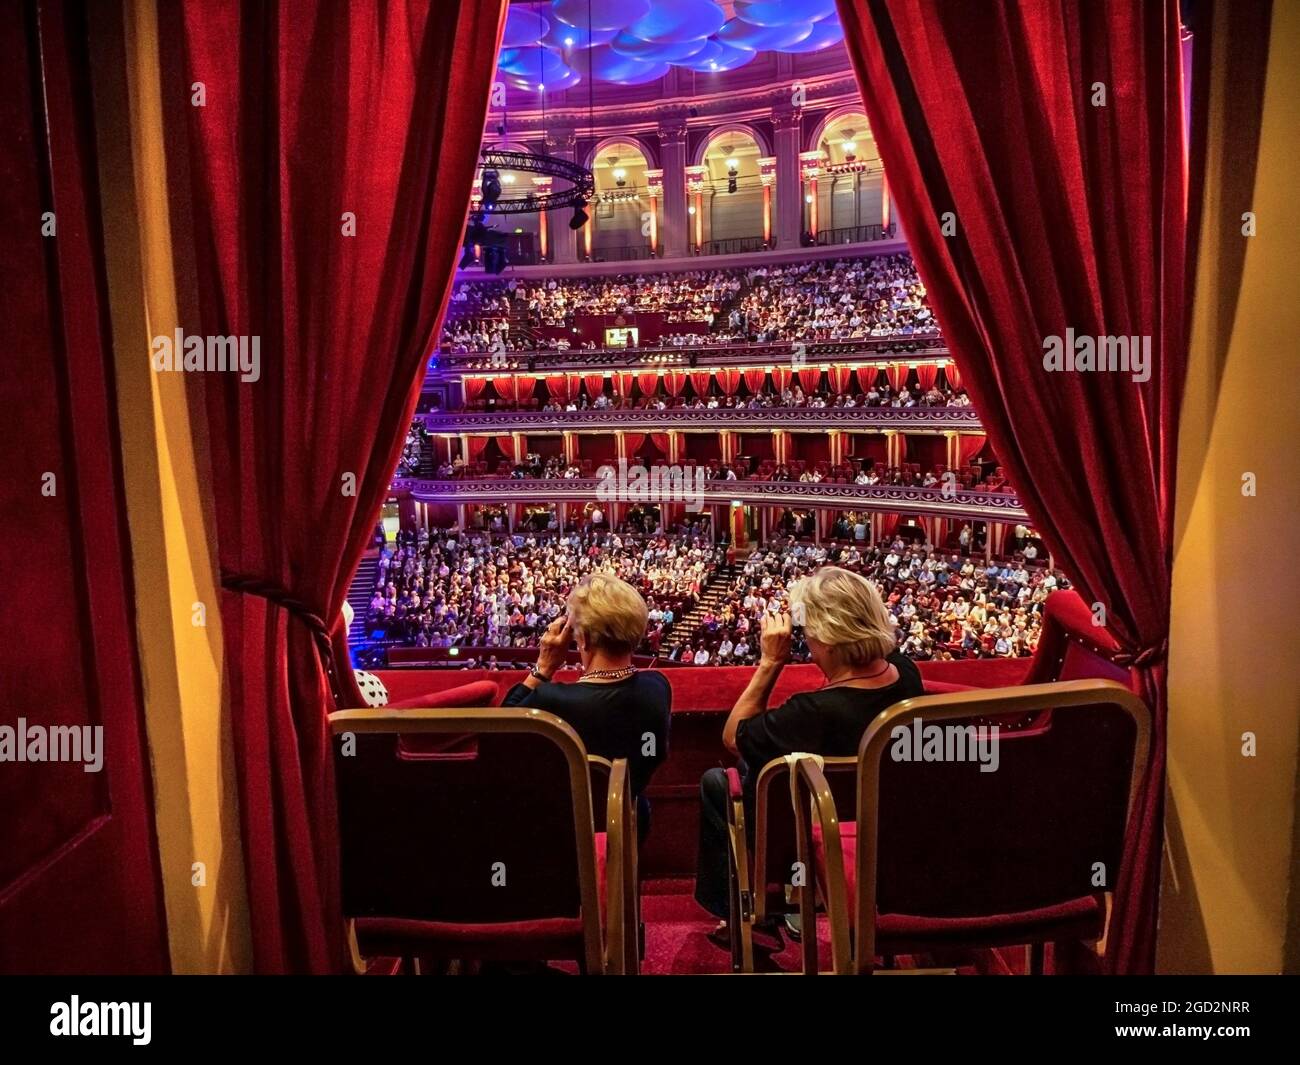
[355,833,607,960]
[812,822,1104,950]
[386,680,499,709]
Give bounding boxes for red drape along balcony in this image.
[837,0,1189,972]
[167,0,507,972]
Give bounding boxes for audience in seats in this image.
[477,379,971,412]
[366,528,724,653]
[501,572,671,839]
[694,566,926,925]
[438,253,938,353]
[672,538,1064,667]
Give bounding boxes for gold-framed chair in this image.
[790,679,1151,975]
[330,707,639,975]
[724,757,856,972]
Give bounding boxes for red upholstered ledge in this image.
[379,677,500,709]
[374,659,1020,713]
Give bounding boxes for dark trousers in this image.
[694,765,753,919]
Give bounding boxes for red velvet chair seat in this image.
[811,822,1104,953]
[356,832,608,962]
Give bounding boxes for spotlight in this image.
[564,36,575,46]
[613,167,627,188]
[569,202,588,230]
[481,169,502,207]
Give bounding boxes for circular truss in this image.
[477,148,594,215]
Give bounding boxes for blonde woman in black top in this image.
[695,566,923,923]
[503,573,671,838]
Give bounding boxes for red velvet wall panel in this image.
[0,0,167,974]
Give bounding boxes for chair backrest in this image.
[329,707,603,969]
[752,755,856,915]
[794,679,1150,973]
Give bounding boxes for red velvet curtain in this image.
[636,373,660,399]
[515,373,537,406]
[771,366,792,393]
[623,433,645,458]
[718,368,742,395]
[943,360,962,391]
[493,374,517,405]
[612,371,635,401]
[583,373,605,400]
[744,368,767,394]
[496,436,516,463]
[463,376,486,402]
[545,374,571,403]
[958,432,987,467]
[466,435,489,461]
[797,366,822,393]
[689,370,713,397]
[828,365,851,393]
[649,433,670,457]
[915,362,939,390]
[170,0,506,972]
[837,0,1188,973]
[663,371,687,397]
[885,362,907,392]
[855,365,878,392]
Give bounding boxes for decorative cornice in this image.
[392,477,1026,523]
[419,407,983,434]
[487,74,864,141]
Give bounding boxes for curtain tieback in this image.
[221,573,343,704]
[1113,639,1168,669]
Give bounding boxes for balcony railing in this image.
[391,476,1026,523]
[419,405,982,433]
[702,236,768,256]
[813,223,897,246]
[586,245,655,263]
[432,333,947,373]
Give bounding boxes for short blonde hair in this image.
[788,566,895,666]
[567,573,648,655]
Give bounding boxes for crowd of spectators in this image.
[360,524,1059,670]
[365,529,726,654]
[438,253,938,353]
[665,538,1064,666]
[506,379,970,412]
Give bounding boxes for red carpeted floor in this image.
[633,879,1022,976]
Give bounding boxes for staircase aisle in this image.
[346,552,381,647]
[663,563,738,654]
